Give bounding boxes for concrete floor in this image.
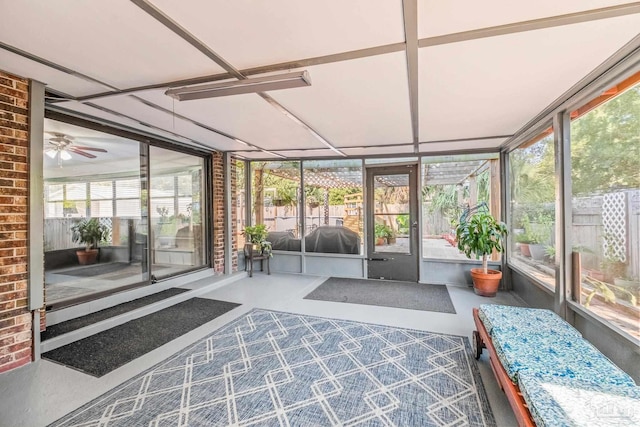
[0,272,524,427]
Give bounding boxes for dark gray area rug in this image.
[42,298,240,377]
[304,277,456,314]
[49,309,495,427]
[41,288,189,341]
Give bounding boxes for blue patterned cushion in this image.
[491,328,635,387]
[518,372,640,427]
[478,304,581,338]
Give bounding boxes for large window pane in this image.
[508,128,557,288]
[251,161,301,251]
[43,119,146,306]
[303,160,363,254]
[570,78,640,339]
[421,154,499,260]
[149,146,206,276]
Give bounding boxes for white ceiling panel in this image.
[419,0,639,38]
[341,145,415,157]
[271,149,337,159]
[0,50,109,97]
[89,95,250,151]
[418,14,640,142]
[135,89,327,151]
[420,138,506,153]
[271,52,413,148]
[1,0,223,89]
[150,0,405,69]
[236,151,276,160]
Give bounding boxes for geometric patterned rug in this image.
[49,309,496,426]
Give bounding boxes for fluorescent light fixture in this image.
[165,71,311,101]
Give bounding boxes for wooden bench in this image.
[472,305,639,426]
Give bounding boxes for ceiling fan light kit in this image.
[165,70,311,101]
[45,132,108,164]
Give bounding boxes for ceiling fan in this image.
[45,132,108,163]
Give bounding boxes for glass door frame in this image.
[365,164,419,282]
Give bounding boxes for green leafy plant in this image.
[583,275,637,308]
[71,218,109,251]
[243,224,269,244]
[455,211,508,274]
[243,224,272,257]
[374,223,393,239]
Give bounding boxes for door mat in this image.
[41,288,189,341]
[304,277,456,314]
[42,298,240,377]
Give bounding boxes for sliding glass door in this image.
[43,118,209,308]
[149,146,207,279]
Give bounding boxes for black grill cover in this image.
[304,226,360,254]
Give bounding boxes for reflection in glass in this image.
[149,146,206,278]
[43,119,147,306]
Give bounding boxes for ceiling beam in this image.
[419,2,640,48]
[131,0,346,157]
[402,0,420,153]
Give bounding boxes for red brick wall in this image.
[230,158,238,272]
[212,153,225,273]
[0,71,32,373]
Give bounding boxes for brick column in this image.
[212,153,225,273]
[0,71,32,373]
[230,158,238,272]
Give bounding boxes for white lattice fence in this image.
[602,192,627,262]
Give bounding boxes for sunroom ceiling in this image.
[2,1,639,160]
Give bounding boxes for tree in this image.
[571,86,640,195]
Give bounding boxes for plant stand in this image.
[244,243,270,277]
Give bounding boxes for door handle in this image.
[368,257,388,261]
[412,221,418,228]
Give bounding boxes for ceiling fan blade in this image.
[68,148,96,158]
[72,146,108,152]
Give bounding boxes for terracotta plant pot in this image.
[520,243,531,257]
[470,268,502,297]
[76,248,99,265]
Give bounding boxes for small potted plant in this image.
[71,218,109,265]
[243,224,271,256]
[456,211,508,297]
[374,224,391,245]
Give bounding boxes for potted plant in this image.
[456,211,508,297]
[71,218,109,265]
[374,223,391,245]
[243,224,271,256]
